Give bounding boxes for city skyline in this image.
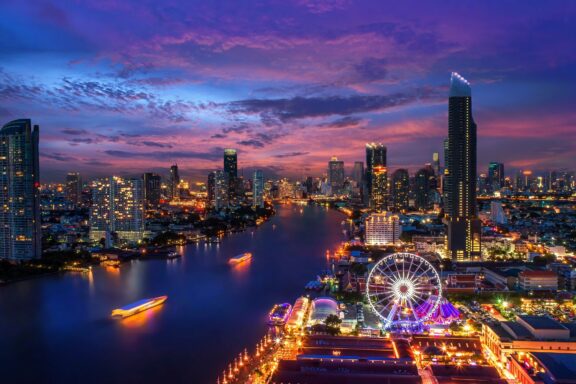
[1,1,575,182]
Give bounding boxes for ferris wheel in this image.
[365,252,442,330]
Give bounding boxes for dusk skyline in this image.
[1,1,575,181]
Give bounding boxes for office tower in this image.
[207,171,216,207]
[143,173,161,208]
[391,169,409,211]
[415,165,435,211]
[445,73,481,261]
[65,172,82,206]
[89,176,144,244]
[169,164,180,200]
[327,156,345,194]
[253,170,264,208]
[365,143,387,210]
[364,212,402,246]
[0,119,41,261]
[352,161,364,185]
[432,152,440,176]
[224,149,238,203]
[488,162,504,191]
[213,170,229,210]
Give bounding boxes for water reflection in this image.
[118,304,164,329]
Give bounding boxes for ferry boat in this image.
[111,296,167,318]
[228,252,252,265]
[268,303,292,325]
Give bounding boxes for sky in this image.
[0,0,575,182]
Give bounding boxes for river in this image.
[0,204,345,384]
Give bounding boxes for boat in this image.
[167,251,181,259]
[268,303,292,325]
[228,252,252,265]
[111,296,167,318]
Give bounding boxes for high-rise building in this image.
[445,73,481,261]
[327,156,345,194]
[415,165,435,211]
[89,176,144,244]
[169,164,180,200]
[352,161,364,185]
[488,162,504,191]
[213,170,229,210]
[143,173,161,208]
[253,170,264,208]
[365,212,402,246]
[0,119,41,261]
[65,172,82,206]
[365,143,387,210]
[224,149,238,203]
[432,152,440,176]
[391,169,409,211]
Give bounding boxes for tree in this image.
[325,314,342,336]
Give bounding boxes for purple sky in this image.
[1,0,575,182]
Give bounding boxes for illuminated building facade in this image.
[327,156,345,194]
[89,176,145,243]
[223,149,237,202]
[213,170,229,210]
[445,73,481,261]
[252,169,264,208]
[143,172,161,208]
[488,162,504,191]
[365,143,387,210]
[415,165,435,211]
[169,164,180,201]
[391,168,409,211]
[0,119,41,261]
[364,212,401,246]
[65,172,82,206]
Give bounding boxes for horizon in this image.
[1,1,575,182]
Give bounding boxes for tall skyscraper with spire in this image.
[445,73,481,261]
[0,119,41,261]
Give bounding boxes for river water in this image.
[0,204,345,384]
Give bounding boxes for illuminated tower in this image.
[487,162,504,192]
[365,143,387,210]
[253,170,264,208]
[143,172,161,208]
[169,164,180,201]
[224,149,238,203]
[65,172,82,206]
[0,119,41,261]
[445,73,481,261]
[391,168,409,211]
[327,156,345,194]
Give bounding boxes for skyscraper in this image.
[89,176,145,244]
[414,165,435,211]
[327,156,345,194]
[213,170,229,210]
[488,162,504,192]
[365,143,387,210]
[352,161,364,185]
[0,119,41,261]
[253,170,264,208]
[445,73,481,261]
[65,172,82,206]
[224,149,238,203]
[391,169,409,211]
[169,164,180,200]
[143,173,161,208]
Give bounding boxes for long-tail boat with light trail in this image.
[111,296,168,318]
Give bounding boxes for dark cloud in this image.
[104,149,222,161]
[237,139,265,148]
[84,160,113,167]
[274,151,310,158]
[140,141,173,148]
[225,91,432,122]
[43,152,78,162]
[353,57,388,82]
[320,116,362,128]
[211,133,227,139]
[61,128,88,135]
